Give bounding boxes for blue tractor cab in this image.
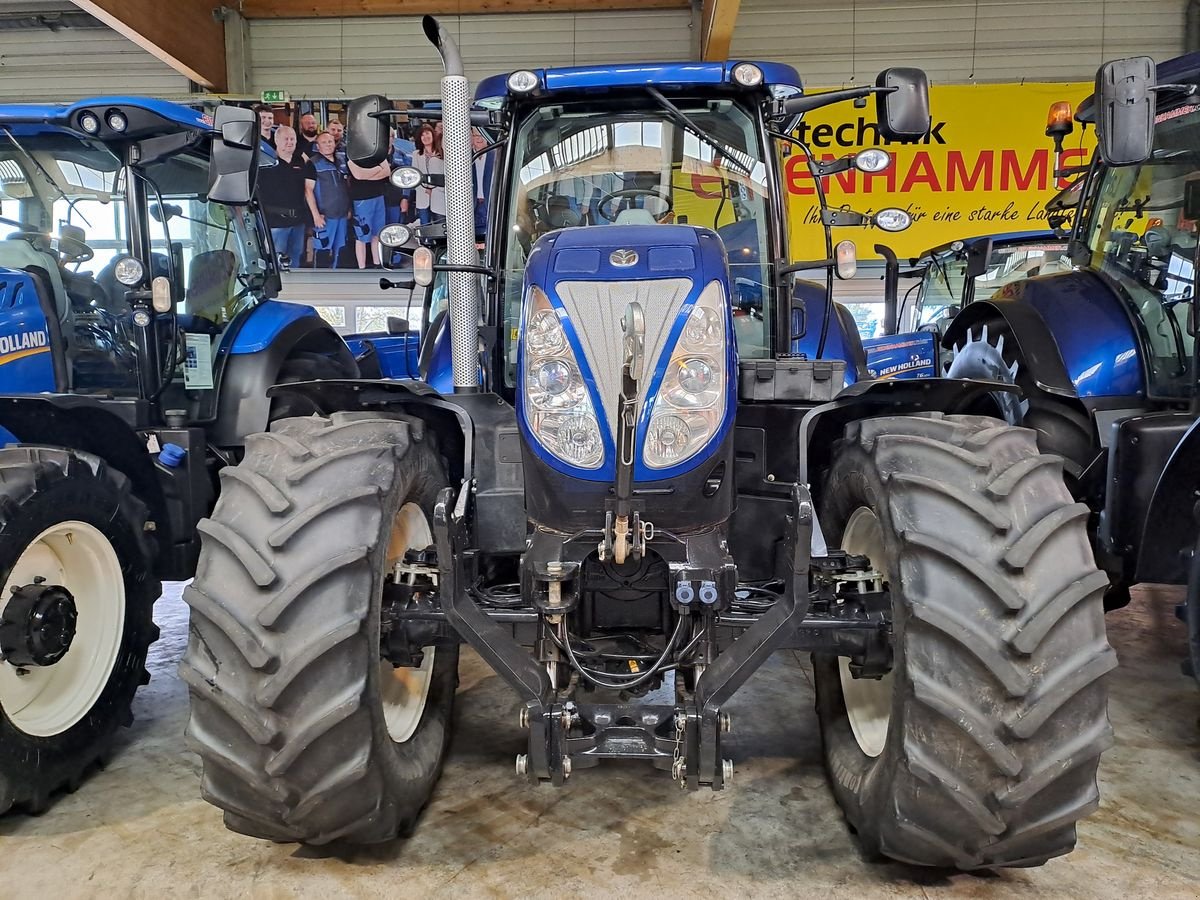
[0,98,355,816]
[182,17,1114,870]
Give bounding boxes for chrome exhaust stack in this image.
[422,15,481,393]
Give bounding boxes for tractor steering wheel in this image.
[596,187,673,223]
[0,217,94,263]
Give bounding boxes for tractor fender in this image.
[943,298,1076,397]
[796,376,1021,486]
[264,379,527,554]
[944,270,1144,399]
[1132,415,1200,585]
[211,302,357,447]
[0,394,169,546]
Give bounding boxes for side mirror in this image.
[965,238,993,279]
[348,94,391,167]
[876,67,931,140]
[207,106,260,206]
[1095,56,1155,166]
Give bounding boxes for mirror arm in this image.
[772,85,890,118]
[821,207,870,226]
[779,257,838,276]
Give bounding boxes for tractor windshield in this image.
[914,238,1070,328]
[500,96,771,383]
[1083,100,1200,398]
[0,131,271,329]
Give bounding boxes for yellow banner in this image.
[783,82,1096,259]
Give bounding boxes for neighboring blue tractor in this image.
[182,16,1113,869]
[0,99,359,814]
[861,231,1071,380]
[942,55,1200,655]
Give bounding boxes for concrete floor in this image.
[0,584,1197,899]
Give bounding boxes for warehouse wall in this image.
[244,9,695,98]
[0,25,191,101]
[732,0,1187,85]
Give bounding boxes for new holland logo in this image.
[610,249,638,267]
[0,329,49,364]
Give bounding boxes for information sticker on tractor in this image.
[184,333,215,390]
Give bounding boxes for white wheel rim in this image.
[380,502,436,744]
[0,521,125,737]
[838,507,893,758]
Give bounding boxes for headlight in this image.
[731,63,764,87]
[508,70,539,93]
[644,280,728,469]
[379,223,411,247]
[853,148,892,173]
[522,284,604,469]
[113,256,145,286]
[390,166,422,189]
[874,207,912,232]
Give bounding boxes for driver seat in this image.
[186,249,237,323]
[0,239,68,321]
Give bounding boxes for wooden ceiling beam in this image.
[699,0,741,61]
[72,0,227,90]
[240,0,688,17]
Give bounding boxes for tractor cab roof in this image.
[0,96,212,141]
[475,60,802,105]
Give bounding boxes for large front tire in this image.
[0,447,158,815]
[182,412,457,844]
[815,414,1115,869]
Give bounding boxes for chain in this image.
[671,711,687,787]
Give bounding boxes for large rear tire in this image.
[269,351,358,422]
[814,414,1115,869]
[182,412,457,844]
[947,322,1095,480]
[0,447,158,815]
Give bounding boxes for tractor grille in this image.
[555,278,692,436]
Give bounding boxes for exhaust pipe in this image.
[423,15,481,392]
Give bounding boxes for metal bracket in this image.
[693,482,813,787]
[434,487,550,707]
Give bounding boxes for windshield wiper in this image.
[1,127,67,207]
[643,87,752,176]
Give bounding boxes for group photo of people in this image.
[250,98,453,270]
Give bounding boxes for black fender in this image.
[0,394,169,550]
[1131,415,1200,585]
[210,316,358,447]
[943,299,1076,397]
[265,379,527,554]
[797,377,1021,486]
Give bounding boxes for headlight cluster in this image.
[523,285,604,469]
[644,280,728,469]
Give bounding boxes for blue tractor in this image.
[182,17,1113,869]
[0,99,358,814]
[861,231,1071,380]
[942,55,1200,651]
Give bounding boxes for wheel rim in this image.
[0,521,125,737]
[838,506,893,758]
[380,502,436,744]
